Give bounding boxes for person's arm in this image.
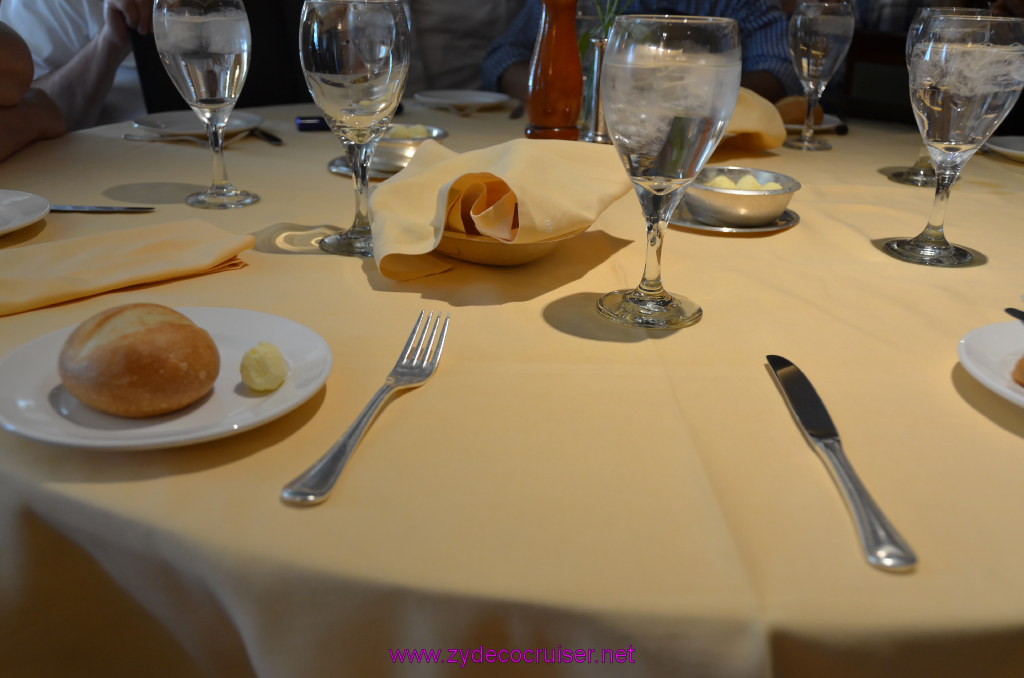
[0,22,33,106]
[32,0,151,130]
[482,0,541,98]
[992,0,1024,17]
[0,87,66,161]
[731,0,801,101]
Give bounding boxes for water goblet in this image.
[597,15,741,329]
[888,6,992,188]
[299,0,410,257]
[784,1,855,151]
[153,0,259,209]
[884,14,1024,266]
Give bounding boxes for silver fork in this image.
[281,311,450,506]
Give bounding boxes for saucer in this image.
[669,205,800,234]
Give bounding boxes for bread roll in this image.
[775,94,823,126]
[58,303,220,418]
[1013,355,1024,388]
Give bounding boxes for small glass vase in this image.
[579,35,611,144]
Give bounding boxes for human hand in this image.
[991,0,1024,17]
[103,0,153,44]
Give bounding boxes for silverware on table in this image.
[122,131,249,146]
[250,128,283,145]
[1004,307,1024,323]
[766,355,917,573]
[49,205,154,213]
[281,310,450,506]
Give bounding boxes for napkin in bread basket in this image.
[714,87,787,155]
[369,138,632,280]
[0,219,253,316]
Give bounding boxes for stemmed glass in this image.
[784,1,855,151]
[153,0,259,209]
[884,14,1024,266]
[597,15,741,329]
[299,0,410,257]
[888,6,992,187]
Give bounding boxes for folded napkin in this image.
[714,87,787,155]
[0,219,253,316]
[369,138,632,280]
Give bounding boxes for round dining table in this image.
[1,99,1023,678]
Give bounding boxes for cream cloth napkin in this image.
[0,218,253,316]
[369,138,633,280]
[716,87,787,155]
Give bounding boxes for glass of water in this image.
[784,1,854,152]
[884,14,1024,267]
[597,15,741,329]
[888,6,992,188]
[153,0,259,209]
[299,0,410,257]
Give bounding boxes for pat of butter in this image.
[704,173,784,191]
[386,123,430,139]
[706,175,736,189]
[240,341,287,392]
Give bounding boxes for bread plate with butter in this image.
[0,307,332,450]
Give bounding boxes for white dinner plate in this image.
[785,113,843,134]
[958,320,1024,408]
[133,110,263,136]
[0,308,332,450]
[0,189,50,237]
[413,89,510,114]
[985,136,1024,163]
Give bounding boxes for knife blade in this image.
[766,355,917,572]
[50,205,155,213]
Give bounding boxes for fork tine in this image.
[399,311,426,363]
[411,311,435,365]
[427,314,450,365]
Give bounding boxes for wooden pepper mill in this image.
[525,0,582,140]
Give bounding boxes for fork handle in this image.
[281,383,395,505]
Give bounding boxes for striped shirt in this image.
[481,0,803,96]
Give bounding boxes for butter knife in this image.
[766,355,917,572]
[250,128,283,145]
[50,205,154,213]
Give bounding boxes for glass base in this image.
[186,186,259,209]
[888,168,937,187]
[597,288,702,330]
[319,230,373,258]
[883,238,973,267]
[783,135,831,151]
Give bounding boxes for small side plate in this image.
[958,320,1024,408]
[670,204,800,234]
[0,190,50,237]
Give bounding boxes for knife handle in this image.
[816,438,917,572]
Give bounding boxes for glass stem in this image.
[206,124,231,191]
[801,89,821,143]
[914,168,958,247]
[348,140,375,230]
[636,190,676,298]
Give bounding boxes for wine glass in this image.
[597,15,741,329]
[784,1,855,151]
[888,6,992,187]
[884,14,1024,266]
[153,0,259,209]
[299,0,410,257]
